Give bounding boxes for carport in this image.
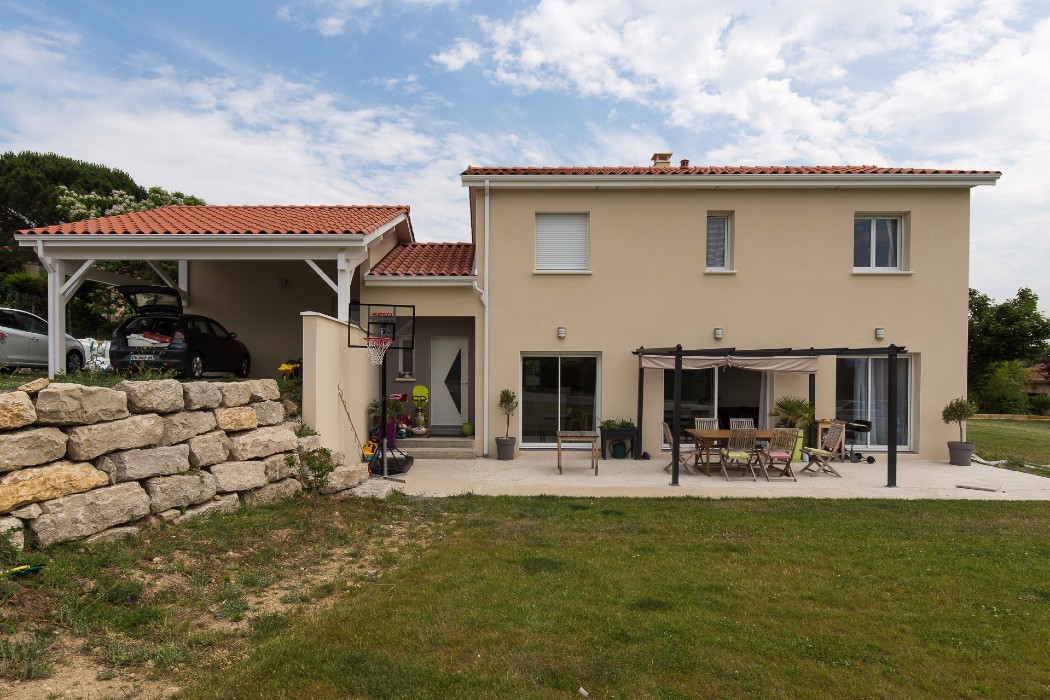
[633,344,908,488]
[15,206,414,377]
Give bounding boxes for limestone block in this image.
[227,425,297,461]
[159,410,218,446]
[0,461,109,513]
[219,383,252,407]
[214,406,257,432]
[187,430,231,468]
[0,516,24,551]
[30,482,150,547]
[176,493,239,523]
[34,383,129,426]
[144,472,217,513]
[16,377,49,394]
[155,509,180,524]
[97,444,190,483]
[115,379,185,414]
[281,398,300,417]
[248,379,281,402]
[252,401,284,427]
[319,464,369,494]
[0,427,67,472]
[241,478,302,507]
[183,382,223,410]
[83,526,141,545]
[263,452,299,482]
[0,391,36,429]
[297,434,322,454]
[65,414,164,461]
[209,461,267,493]
[11,503,42,520]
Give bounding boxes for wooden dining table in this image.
[685,428,775,476]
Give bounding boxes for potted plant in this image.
[770,396,815,461]
[942,397,979,465]
[495,389,519,460]
[599,418,638,459]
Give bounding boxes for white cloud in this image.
[277,0,458,35]
[430,39,482,71]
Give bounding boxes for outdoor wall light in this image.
[713,327,724,341]
[557,326,566,339]
[875,327,885,341]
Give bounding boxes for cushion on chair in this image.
[764,451,791,459]
[802,447,832,456]
[722,450,752,459]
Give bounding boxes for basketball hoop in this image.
[365,336,392,366]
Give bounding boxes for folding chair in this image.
[718,428,759,481]
[692,417,719,471]
[662,422,697,475]
[800,420,845,477]
[758,427,800,481]
[729,417,756,429]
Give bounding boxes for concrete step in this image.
[398,436,474,449]
[402,447,475,460]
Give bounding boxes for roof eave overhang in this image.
[460,174,1002,189]
[15,214,406,261]
[364,275,477,287]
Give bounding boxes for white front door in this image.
[431,337,469,425]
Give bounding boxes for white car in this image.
[0,307,86,373]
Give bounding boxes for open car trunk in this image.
[122,316,178,349]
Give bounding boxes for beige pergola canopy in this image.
[639,355,819,372]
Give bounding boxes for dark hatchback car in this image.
[109,285,251,379]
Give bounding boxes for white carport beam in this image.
[148,261,179,290]
[306,260,338,293]
[60,259,96,302]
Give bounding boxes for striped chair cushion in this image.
[802,447,832,456]
[723,450,752,459]
[764,451,791,459]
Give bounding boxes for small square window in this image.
[854,216,902,270]
[706,215,731,270]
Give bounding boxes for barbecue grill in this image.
[843,419,875,463]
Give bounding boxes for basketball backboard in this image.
[348,301,415,350]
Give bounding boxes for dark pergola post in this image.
[887,346,899,487]
[671,346,683,486]
[807,372,817,448]
[637,362,645,446]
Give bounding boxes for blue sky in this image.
[1,0,1048,311]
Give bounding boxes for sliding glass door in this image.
[521,355,598,445]
[835,356,912,449]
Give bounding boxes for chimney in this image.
[651,152,672,169]
[680,159,690,167]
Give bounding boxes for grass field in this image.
[969,419,1050,467]
[7,495,1048,699]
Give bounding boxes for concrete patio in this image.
[356,451,1050,500]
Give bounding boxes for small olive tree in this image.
[498,389,518,438]
[941,397,979,442]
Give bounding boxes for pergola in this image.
[633,344,908,487]
[15,206,412,377]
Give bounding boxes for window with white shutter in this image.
[535,213,589,272]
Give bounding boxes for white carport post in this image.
[307,249,367,323]
[42,255,65,379]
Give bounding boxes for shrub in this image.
[975,360,1030,414]
[295,448,336,496]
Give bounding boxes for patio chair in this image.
[662,422,697,475]
[800,420,845,477]
[718,428,759,481]
[692,417,720,470]
[729,417,756,429]
[758,427,799,481]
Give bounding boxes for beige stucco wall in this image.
[476,185,972,459]
[302,312,377,461]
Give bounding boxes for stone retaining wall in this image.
[0,378,368,550]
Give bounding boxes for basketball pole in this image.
[379,348,405,483]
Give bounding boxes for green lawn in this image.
[969,419,1050,466]
[177,496,1050,700]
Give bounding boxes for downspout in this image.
[474,179,491,456]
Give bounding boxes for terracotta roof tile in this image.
[369,243,475,277]
[462,165,1001,176]
[17,205,410,236]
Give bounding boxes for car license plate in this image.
[129,354,156,361]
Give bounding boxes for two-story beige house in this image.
[457,155,1000,460]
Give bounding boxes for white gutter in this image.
[364,275,477,287]
[460,173,1002,189]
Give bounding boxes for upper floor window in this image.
[854,216,902,270]
[706,214,732,270]
[535,213,589,272]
